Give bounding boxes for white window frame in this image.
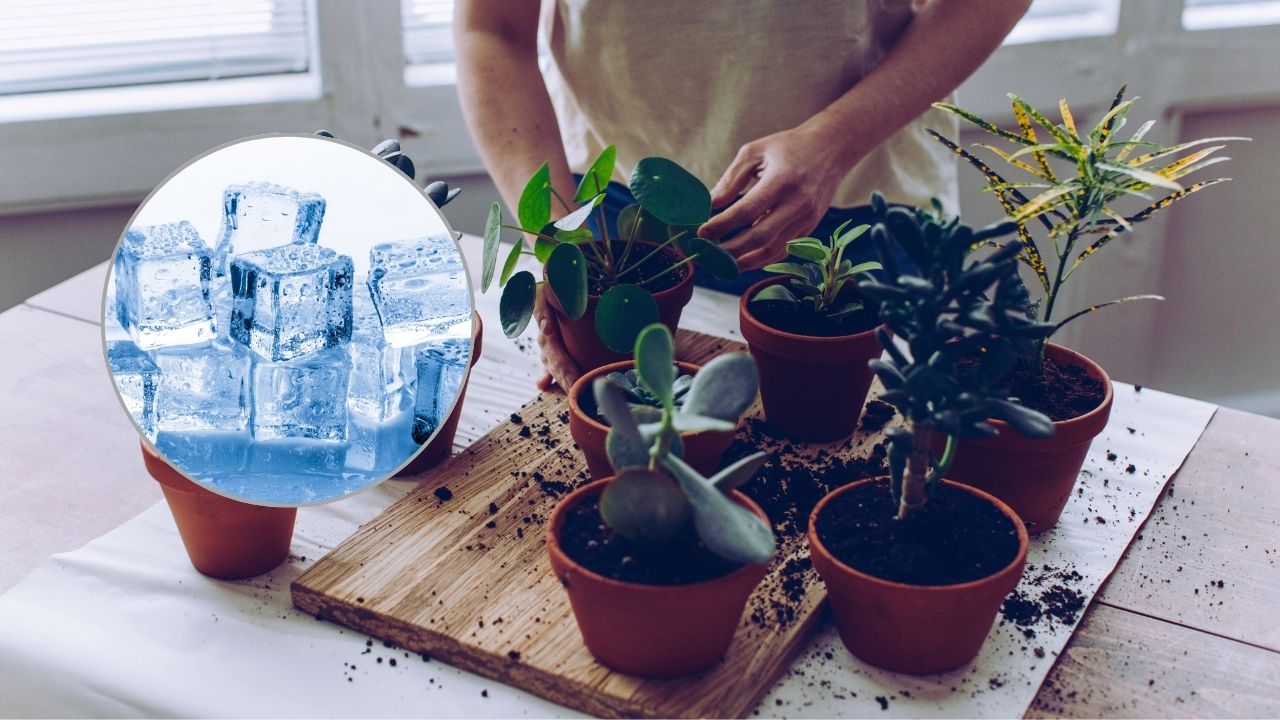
[0,0,1277,216]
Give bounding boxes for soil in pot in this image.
[960,352,1106,421]
[747,285,879,338]
[559,496,741,585]
[813,478,1021,585]
[586,243,687,296]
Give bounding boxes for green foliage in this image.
[479,146,739,352]
[752,221,882,321]
[931,87,1246,336]
[594,324,773,564]
[859,194,1056,520]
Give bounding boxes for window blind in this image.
[402,0,454,66]
[1183,0,1280,30]
[0,0,310,96]
[1005,0,1120,45]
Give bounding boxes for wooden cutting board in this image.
[292,330,893,718]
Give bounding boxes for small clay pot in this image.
[566,360,735,480]
[808,478,1028,674]
[141,442,296,580]
[739,276,883,442]
[546,478,769,677]
[945,343,1113,534]
[398,313,485,476]
[547,243,696,373]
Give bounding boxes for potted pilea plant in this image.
[547,323,773,677]
[480,145,738,371]
[928,87,1246,530]
[566,349,757,479]
[739,222,883,440]
[808,196,1055,673]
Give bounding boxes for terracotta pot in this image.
[739,276,883,442]
[141,442,296,579]
[547,478,769,677]
[398,313,484,476]
[944,343,1113,534]
[566,360,735,480]
[546,243,696,373]
[808,478,1028,674]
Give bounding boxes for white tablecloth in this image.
[0,241,1216,718]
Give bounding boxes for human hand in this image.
[698,126,852,271]
[534,284,582,392]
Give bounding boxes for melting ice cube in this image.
[367,235,472,348]
[411,337,472,444]
[107,340,160,438]
[229,243,354,362]
[347,287,415,422]
[251,348,351,442]
[153,342,251,433]
[114,221,216,350]
[214,182,325,276]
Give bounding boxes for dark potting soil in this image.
[960,352,1106,422]
[588,243,687,296]
[814,478,1021,586]
[558,496,741,585]
[748,289,880,338]
[860,400,896,432]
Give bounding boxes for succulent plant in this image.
[314,130,462,208]
[858,193,1056,519]
[592,324,773,564]
[594,368,692,423]
[751,221,882,320]
[930,87,1247,345]
[479,146,738,350]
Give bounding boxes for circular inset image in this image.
[103,134,474,505]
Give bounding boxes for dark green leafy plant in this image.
[593,324,773,564]
[858,193,1056,519]
[751,221,882,321]
[479,146,738,350]
[930,88,1247,343]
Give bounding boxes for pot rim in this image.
[545,240,696,305]
[739,275,881,346]
[567,359,707,437]
[978,342,1114,441]
[546,477,770,593]
[807,476,1029,593]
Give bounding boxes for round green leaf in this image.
[786,242,828,263]
[575,145,617,202]
[546,243,588,320]
[534,234,557,264]
[686,237,738,280]
[481,202,502,292]
[599,469,690,546]
[518,162,551,231]
[499,271,537,338]
[616,203,668,243]
[633,323,675,406]
[594,284,660,354]
[554,195,601,232]
[629,157,712,226]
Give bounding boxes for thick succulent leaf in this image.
[594,377,643,440]
[835,223,870,251]
[633,323,676,407]
[986,399,1055,438]
[546,243,589,320]
[481,202,503,292]
[499,238,523,285]
[518,162,552,231]
[671,413,736,433]
[372,138,400,157]
[594,284,660,353]
[553,195,602,232]
[576,145,617,202]
[599,469,690,546]
[662,454,775,564]
[709,451,769,492]
[682,353,758,421]
[751,284,799,304]
[786,242,827,263]
[630,157,712,226]
[686,237,738,280]
[499,271,537,337]
[605,426,651,470]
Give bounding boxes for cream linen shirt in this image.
[540,0,960,214]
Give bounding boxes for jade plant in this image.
[593,367,693,423]
[857,194,1056,519]
[750,221,882,322]
[930,87,1246,345]
[479,145,738,350]
[593,324,773,563]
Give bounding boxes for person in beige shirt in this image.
[456,0,1030,389]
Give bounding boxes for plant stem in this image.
[549,187,573,215]
[896,423,932,520]
[615,211,646,271]
[636,255,695,290]
[617,235,681,281]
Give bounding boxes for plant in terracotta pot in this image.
[809,200,1055,674]
[479,145,738,371]
[928,87,1247,530]
[548,324,774,677]
[739,221,883,440]
[566,341,759,479]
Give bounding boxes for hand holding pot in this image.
[534,284,582,391]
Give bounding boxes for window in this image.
[0,1,311,96]
[402,0,455,68]
[1183,0,1280,30]
[1004,0,1121,45]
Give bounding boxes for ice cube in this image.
[411,337,471,444]
[113,221,216,350]
[107,340,160,438]
[153,342,250,433]
[347,288,415,422]
[346,417,418,474]
[251,348,350,442]
[229,243,354,362]
[214,182,325,276]
[103,280,129,342]
[367,235,472,348]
